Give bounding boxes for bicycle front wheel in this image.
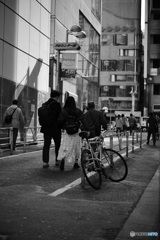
[81,149,102,190]
[101,148,128,182]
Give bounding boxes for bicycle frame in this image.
[80,132,113,169]
[82,136,103,167]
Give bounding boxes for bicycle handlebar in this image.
[79,130,108,141]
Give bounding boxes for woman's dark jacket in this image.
[58,107,83,130]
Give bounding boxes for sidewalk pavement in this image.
[115,140,160,240]
[0,138,159,240]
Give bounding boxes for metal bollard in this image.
[136,131,138,143]
[132,131,134,152]
[119,136,122,150]
[110,134,113,149]
[126,131,129,157]
[140,129,142,148]
[23,128,27,153]
[10,127,13,155]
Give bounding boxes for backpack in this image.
[38,102,54,126]
[65,115,79,135]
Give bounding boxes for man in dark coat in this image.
[81,101,108,138]
[40,90,61,168]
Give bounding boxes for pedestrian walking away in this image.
[2,99,25,150]
[115,114,123,136]
[80,101,108,151]
[146,112,158,146]
[128,113,137,135]
[57,96,83,171]
[39,90,62,168]
[121,114,128,134]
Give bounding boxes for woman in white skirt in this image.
[57,96,83,171]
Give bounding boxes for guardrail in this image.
[23,127,43,152]
[103,129,142,155]
[0,126,43,156]
[0,127,14,156]
[0,127,142,157]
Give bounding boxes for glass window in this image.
[153,35,160,44]
[154,84,160,95]
[128,50,135,56]
[153,0,160,8]
[101,60,134,71]
[101,60,116,71]
[118,49,135,57]
[110,75,135,82]
[91,0,101,22]
[79,12,100,67]
[100,85,134,97]
[114,34,127,45]
[154,105,160,110]
[128,34,135,46]
[102,34,114,46]
[79,12,100,84]
[152,59,160,68]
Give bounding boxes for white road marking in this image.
[49,178,82,197]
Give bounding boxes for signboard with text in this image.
[54,42,81,51]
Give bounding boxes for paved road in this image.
[0,136,159,240]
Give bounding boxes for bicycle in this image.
[79,130,128,190]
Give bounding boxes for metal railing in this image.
[0,127,43,156]
[0,127,13,156]
[23,127,43,152]
[0,127,142,157]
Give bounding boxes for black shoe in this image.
[73,163,80,169]
[60,159,64,171]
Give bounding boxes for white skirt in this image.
[57,130,81,163]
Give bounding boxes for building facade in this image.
[50,0,102,109]
[0,0,102,130]
[100,0,143,117]
[144,0,160,116]
[0,0,51,128]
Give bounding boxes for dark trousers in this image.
[129,125,135,135]
[43,132,61,163]
[10,128,18,150]
[147,129,156,145]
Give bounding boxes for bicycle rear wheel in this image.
[81,149,102,190]
[101,148,128,182]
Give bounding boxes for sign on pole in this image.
[54,42,81,51]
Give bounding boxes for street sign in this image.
[61,69,77,78]
[54,42,81,51]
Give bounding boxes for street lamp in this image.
[129,87,137,114]
[66,24,86,42]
